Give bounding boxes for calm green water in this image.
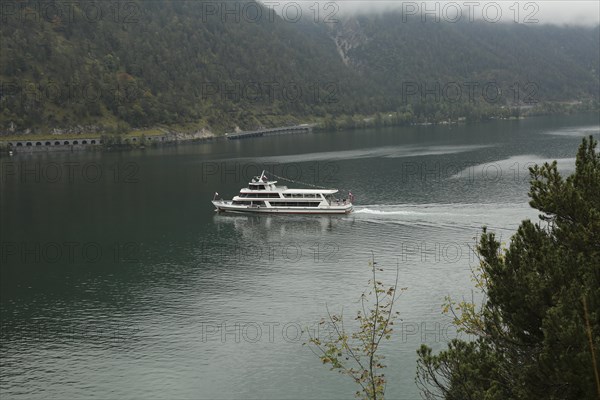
[1,114,599,399]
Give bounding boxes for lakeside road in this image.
[2,108,598,157]
[0,113,576,155]
[0,125,318,154]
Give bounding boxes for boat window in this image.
[271,201,321,207]
[282,193,322,199]
[243,193,280,198]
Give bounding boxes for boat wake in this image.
[353,204,459,216]
[351,203,535,234]
[353,207,427,216]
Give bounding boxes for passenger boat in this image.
[212,171,353,214]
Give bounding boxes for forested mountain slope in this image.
[1,1,598,134]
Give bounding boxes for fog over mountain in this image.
[270,1,600,26]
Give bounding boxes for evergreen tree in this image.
[416,136,600,399]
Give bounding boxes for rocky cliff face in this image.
[327,17,369,69]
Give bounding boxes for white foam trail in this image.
[353,208,426,216]
[352,203,532,219]
[352,203,466,217]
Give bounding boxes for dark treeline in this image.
[1,1,598,134]
[417,136,600,400]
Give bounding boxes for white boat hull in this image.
[212,200,352,215]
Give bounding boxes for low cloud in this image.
[265,1,600,26]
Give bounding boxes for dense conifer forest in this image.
[1,1,598,134]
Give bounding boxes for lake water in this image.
[1,114,599,399]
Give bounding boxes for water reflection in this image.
[1,114,598,399]
[213,213,349,237]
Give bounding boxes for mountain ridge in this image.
[1,1,598,135]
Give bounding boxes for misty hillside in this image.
[333,15,599,102]
[1,0,598,134]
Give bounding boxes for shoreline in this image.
[2,107,598,156]
[0,125,315,155]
